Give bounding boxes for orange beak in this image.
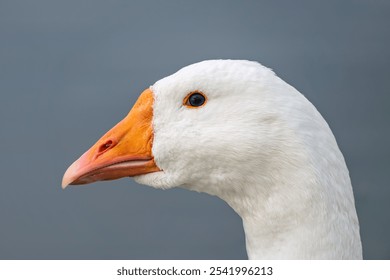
[62,88,160,189]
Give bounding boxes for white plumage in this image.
[63,60,363,259]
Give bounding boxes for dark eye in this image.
[184,92,207,108]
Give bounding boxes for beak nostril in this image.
[98,140,114,154]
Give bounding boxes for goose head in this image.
[62,60,362,259]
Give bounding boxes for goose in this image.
[62,60,362,259]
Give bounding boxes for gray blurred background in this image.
[0,0,389,259]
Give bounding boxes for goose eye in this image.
[184,92,207,108]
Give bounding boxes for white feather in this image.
[134,60,362,259]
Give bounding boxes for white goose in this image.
[62,60,362,259]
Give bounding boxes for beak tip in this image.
[62,159,80,189]
[61,173,72,189]
[61,181,69,189]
